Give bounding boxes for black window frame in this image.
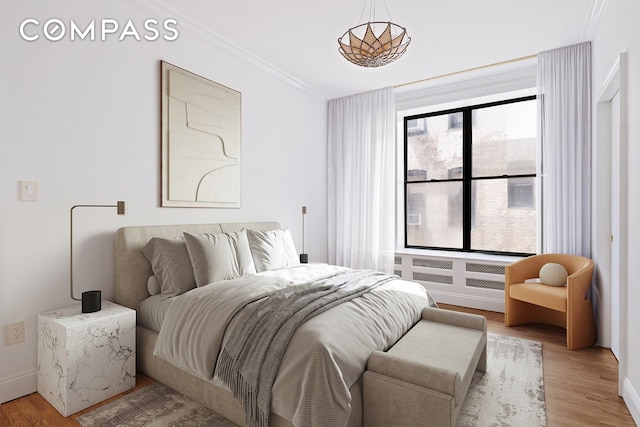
[403,95,537,256]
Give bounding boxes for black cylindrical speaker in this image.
[300,253,308,263]
[81,290,101,313]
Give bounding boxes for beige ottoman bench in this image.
[363,307,487,427]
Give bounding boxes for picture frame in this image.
[161,61,242,208]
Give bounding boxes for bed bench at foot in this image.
[363,307,487,427]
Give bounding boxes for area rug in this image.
[77,333,545,427]
[76,382,236,427]
[457,332,546,427]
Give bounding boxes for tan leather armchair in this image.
[504,253,596,350]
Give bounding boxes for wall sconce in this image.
[300,206,308,263]
[70,201,127,313]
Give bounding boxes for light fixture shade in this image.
[338,21,411,67]
[117,200,127,215]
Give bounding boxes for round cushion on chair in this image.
[539,263,568,286]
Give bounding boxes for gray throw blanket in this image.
[214,269,397,427]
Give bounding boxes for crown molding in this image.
[581,0,610,40]
[133,0,326,100]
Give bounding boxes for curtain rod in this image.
[393,54,538,89]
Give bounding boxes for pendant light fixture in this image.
[338,0,411,67]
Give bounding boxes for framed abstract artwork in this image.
[161,61,241,208]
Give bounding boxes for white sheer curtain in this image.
[538,42,592,256]
[327,87,395,273]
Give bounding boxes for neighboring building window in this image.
[508,177,535,208]
[448,112,463,130]
[406,118,426,136]
[404,96,537,255]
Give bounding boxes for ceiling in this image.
[156,0,598,100]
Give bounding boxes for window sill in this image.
[394,247,524,265]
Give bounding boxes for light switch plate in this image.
[20,180,38,201]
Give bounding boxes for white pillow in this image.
[539,263,568,287]
[183,229,256,286]
[246,228,299,272]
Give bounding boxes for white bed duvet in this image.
[153,263,435,427]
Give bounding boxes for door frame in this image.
[594,52,628,395]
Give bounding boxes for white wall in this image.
[591,0,640,423]
[0,1,328,402]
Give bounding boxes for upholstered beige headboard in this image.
[114,222,281,310]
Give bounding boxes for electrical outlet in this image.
[5,321,26,345]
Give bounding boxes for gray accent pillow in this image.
[147,275,161,295]
[183,229,257,287]
[141,237,196,297]
[246,228,300,272]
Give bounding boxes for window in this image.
[404,96,537,255]
[508,177,535,208]
[406,118,426,136]
[448,112,463,130]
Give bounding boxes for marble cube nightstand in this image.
[37,300,136,416]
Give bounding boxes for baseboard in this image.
[623,377,640,425]
[428,290,504,313]
[0,369,37,404]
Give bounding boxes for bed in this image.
[114,222,438,427]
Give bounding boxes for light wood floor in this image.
[0,305,635,426]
